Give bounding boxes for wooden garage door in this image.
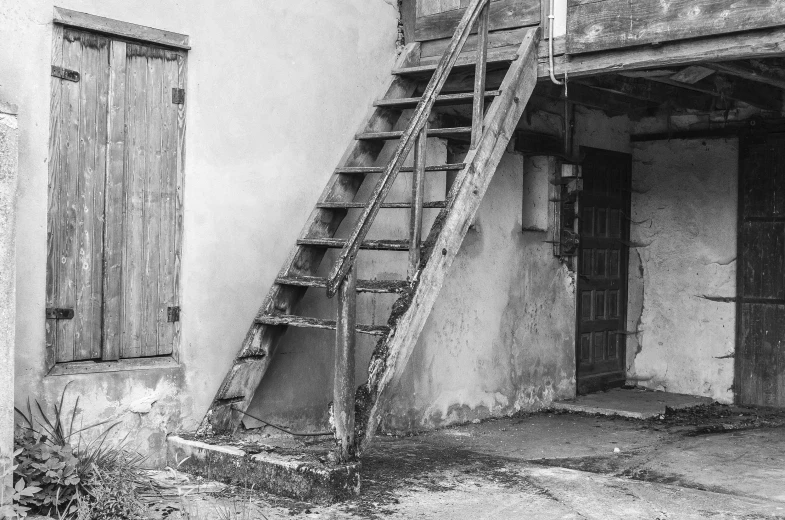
[414,0,540,41]
[737,132,785,407]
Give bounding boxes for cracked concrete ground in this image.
[157,405,785,519]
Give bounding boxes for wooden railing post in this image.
[334,263,357,462]
[408,124,427,278]
[471,1,490,150]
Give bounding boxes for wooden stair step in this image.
[392,49,519,77]
[335,163,465,175]
[297,238,414,251]
[276,275,409,293]
[375,90,501,109]
[316,201,446,209]
[256,314,390,336]
[357,127,472,141]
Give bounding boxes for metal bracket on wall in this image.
[167,306,181,323]
[51,66,80,83]
[46,308,74,320]
[172,88,185,105]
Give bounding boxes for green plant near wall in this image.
[1,449,42,519]
[9,382,154,520]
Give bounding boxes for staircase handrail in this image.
[325,0,491,297]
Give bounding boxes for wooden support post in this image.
[334,264,357,462]
[471,1,489,150]
[409,125,427,278]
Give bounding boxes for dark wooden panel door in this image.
[413,0,539,42]
[576,148,631,394]
[737,133,785,407]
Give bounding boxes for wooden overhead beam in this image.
[537,25,785,79]
[535,82,652,117]
[705,62,785,91]
[648,73,782,112]
[577,75,714,111]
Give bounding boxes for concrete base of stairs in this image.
[167,435,360,504]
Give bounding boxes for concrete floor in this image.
[159,398,785,519]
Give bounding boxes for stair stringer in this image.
[199,43,422,435]
[357,28,541,453]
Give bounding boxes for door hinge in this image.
[167,306,181,323]
[46,308,74,320]
[172,88,185,105]
[51,65,80,82]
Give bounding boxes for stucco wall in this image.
[3,0,398,464]
[626,139,737,402]
[0,101,18,499]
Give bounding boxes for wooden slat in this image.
[543,25,785,79]
[335,163,465,174]
[56,29,83,363]
[706,62,785,91]
[46,24,64,368]
[54,7,190,49]
[102,40,127,361]
[255,314,389,337]
[359,27,540,453]
[275,275,409,294]
[395,48,517,76]
[375,90,500,109]
[356,127,472,141]
[297,238,412,251]
[415,0,538,41]
[173,51,187,359]
[471,4,489,149]
[316,201,446,209]
[420,26,530,59]
[142,48,164,357]
[409,126,427,277]
[567,0,785,55]
[121,46,148,359]
[158,51,180,357]
[86,34,110,359]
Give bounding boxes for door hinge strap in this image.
[51,66,80,82]
[46,308,74,320]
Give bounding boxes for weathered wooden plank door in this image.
[576,148,631,394]
[414,0,539,41]
[737,132,785,407]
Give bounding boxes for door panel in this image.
[414,0,539,42]
[737,133,785,407]
[576,148,631,394]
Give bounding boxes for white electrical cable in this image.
[548,0,565,89]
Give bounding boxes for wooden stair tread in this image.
[375,90,501,109]
[276,275,409,293]
[317,201,446,209]
[297,238,413,251]
[392,50,519,77]
[357,127,472,141]
[335,163,465,175]
[256,314,390,336]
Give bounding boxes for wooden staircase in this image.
[199,0,540,462]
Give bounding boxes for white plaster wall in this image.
[380,105,632,431]
[2,0,398,464]
[627,139,737,402]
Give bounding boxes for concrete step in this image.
[167,435,360,504]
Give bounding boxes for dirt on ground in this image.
[140,402,785,519]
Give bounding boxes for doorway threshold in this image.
[553,388,715,420]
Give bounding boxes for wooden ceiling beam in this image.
[534,82,654,117]
[576,75,714,112]
[648,73,782,112]
[705,62,785,91]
